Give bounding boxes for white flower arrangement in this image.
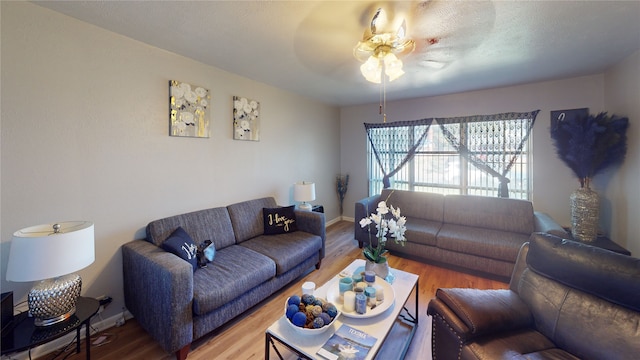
[359,198,407,263]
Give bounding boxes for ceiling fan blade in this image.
[397,19,407,39]
[370,8,383,34]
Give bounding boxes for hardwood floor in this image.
[42,221,507,360]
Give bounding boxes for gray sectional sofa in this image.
[355,189,565,280]
[122,197,325,360]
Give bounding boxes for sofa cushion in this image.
[436,288,533,336]
[381,189,445,222]
[437,224,529,262]
[161,227,198,272]
[526,233,640,312]
[461,330,566,360]
[263,205,298,234]
[146,207,236,249]
[192,245,275,315]
[227,197,278,243]
[518,265,640,360]
[239,231,321,275]
[515,235,640,360]
[443,195,534,234]
[404,216,440,246]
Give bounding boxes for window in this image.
[366,111,537,199]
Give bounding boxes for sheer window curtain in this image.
[364,119,433,188]
[435,110,539,197]
[365,111,538,197]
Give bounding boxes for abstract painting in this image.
[169,80,210,138]
[233,96,260,141]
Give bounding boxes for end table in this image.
[1,296,99,360]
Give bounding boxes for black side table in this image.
[1,296,99,360]
[561,228,631,255]
[587,235,631,255]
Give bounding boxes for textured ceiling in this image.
[33,1,640,106]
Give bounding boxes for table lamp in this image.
[294,181,315,211]
[6,221,95,327]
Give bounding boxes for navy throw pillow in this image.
[263,206,298,235]
[161,226,198,272]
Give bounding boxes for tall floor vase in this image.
[570,187,599,242]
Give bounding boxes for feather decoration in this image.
[551,112,629,187]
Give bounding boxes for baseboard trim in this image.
[326,216,354,227]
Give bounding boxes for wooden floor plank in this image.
[41,221,507,360]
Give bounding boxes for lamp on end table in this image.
[6,221,95,327]
[294,181,315,211]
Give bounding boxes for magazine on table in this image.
[317,324,377,360]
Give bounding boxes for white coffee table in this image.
[265,259,419,360]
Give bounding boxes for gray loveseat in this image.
[355,189,565,280]
[122,197,325,360]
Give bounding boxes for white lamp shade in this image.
[294,182,316,202]
[6,221,95,282]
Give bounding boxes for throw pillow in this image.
[196,240,216,268]
[161,226,198,272]
[263,205,298,235]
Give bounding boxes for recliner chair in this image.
[427,232,640,359]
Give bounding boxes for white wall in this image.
[1,2,340,320]
[341,73,638,254]
[603,50,640,256]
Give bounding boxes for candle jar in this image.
[355,292,367,314]
[343,291,356,312]
[364,286,377,307]
[352,272,363,283]
[338,277,353,304]
[364,270,376,286]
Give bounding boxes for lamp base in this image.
[299,202,312,211]
[28,273,81,327]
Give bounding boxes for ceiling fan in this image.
[353,7,416,83]
[293,1,495,87]
[351,1,496,84]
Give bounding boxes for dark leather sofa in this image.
[427,232,639,359]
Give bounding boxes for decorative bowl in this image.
[326,275,395,319]
[283,295,340,335]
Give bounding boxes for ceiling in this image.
[33,1,640,107]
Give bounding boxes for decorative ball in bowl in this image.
[284,294,340,334]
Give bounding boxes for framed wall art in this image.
[550,108,588,132]
[169,80,211,138]
[233,96,260,141]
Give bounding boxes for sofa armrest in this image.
[431,288,532,338]
[534,211,568,238]
[354,194,382,247]
[122,240,194,354]
[294,210,326,258]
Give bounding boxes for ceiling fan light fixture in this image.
[382,52,404,82]
[354,8,415,83]
[360,56,382,84]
